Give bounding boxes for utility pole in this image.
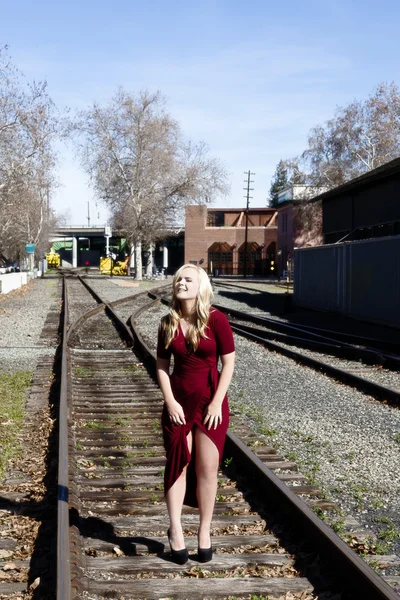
[87,201,90,227]
[243,171,255,278]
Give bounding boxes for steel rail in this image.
[214,304,400,405]
[128,295,400,600]
[214,280,400,354]
[77,275,170,346]
[76,275,133,345]
[57,277,128,600]
[55,276,166,599]
[227,320,394,367]
[224,432,400,600]
[263,319,400,355]
[57,276,137,600]
[213,279,285,295]
[150,292,400,401]
[152,286,400,363]
[57,277,71,600]
[253,315,400,362]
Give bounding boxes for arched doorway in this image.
[238,242,262,276]
[208,242,233,276]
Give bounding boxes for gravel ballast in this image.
[0,276,59,373]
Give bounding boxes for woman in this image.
[156,264,235,564]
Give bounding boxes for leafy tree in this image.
[74,88,229,279]
[268,160,288,207]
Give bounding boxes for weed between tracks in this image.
[231,398,278,440]
[74,366,96,378]
[0,370,32,478]
[85,420,106,430]
[117,362,145,373]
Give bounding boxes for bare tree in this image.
[279,82,400,192]
[333,83,400,177]
[74,88,229,279]
[293,200,323,248]
[0,46,59,261]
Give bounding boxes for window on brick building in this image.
[238,242,262,264]
[207,211,224,227]
[208,251,232,263]
[208,242,233,274]
[239,250,261,263]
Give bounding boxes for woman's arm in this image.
[203,351,235,430]
[156,357,186,425]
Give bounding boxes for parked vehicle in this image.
[0,254,18,274]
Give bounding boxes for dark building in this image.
[313,157,400,244]
[294,158,400,329]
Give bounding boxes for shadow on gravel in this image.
[215,289,291,317]
[29,344,61,599]
[217,286,400,345]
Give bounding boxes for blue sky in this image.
[2,0,400,224]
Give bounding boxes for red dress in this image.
[157,308,235,507]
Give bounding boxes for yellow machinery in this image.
[100,256,129,275]
[46,251,61,268]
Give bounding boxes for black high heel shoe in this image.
[198,533,213,563]
[167,529,189,565]
[198,545,213,563]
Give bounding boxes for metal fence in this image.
[294,236,400,329]
[209,259,276,278]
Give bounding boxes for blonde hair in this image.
[160,264,214,352]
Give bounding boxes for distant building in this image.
[185,205,278,276]
[276,186,325,277]
[276,185,326,204]
[50,225,184,275]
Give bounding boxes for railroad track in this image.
[56,274,399,600]
[212,280,400,359]
[216,306,400,406]
[203,281,400,405]
[150,284,400,405]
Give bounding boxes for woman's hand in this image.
[166,399,186,426]
[203,400,222,430]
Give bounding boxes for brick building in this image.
[185,205,278,276]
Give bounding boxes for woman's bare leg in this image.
[195,428,219,548]
[165,431,192,550]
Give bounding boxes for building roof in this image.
[208,241,233,252]
[310,156,400,203]
[208,207,275,213]
[238,241,261,251]
[51,226,107,237]
[276,185,325,203]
